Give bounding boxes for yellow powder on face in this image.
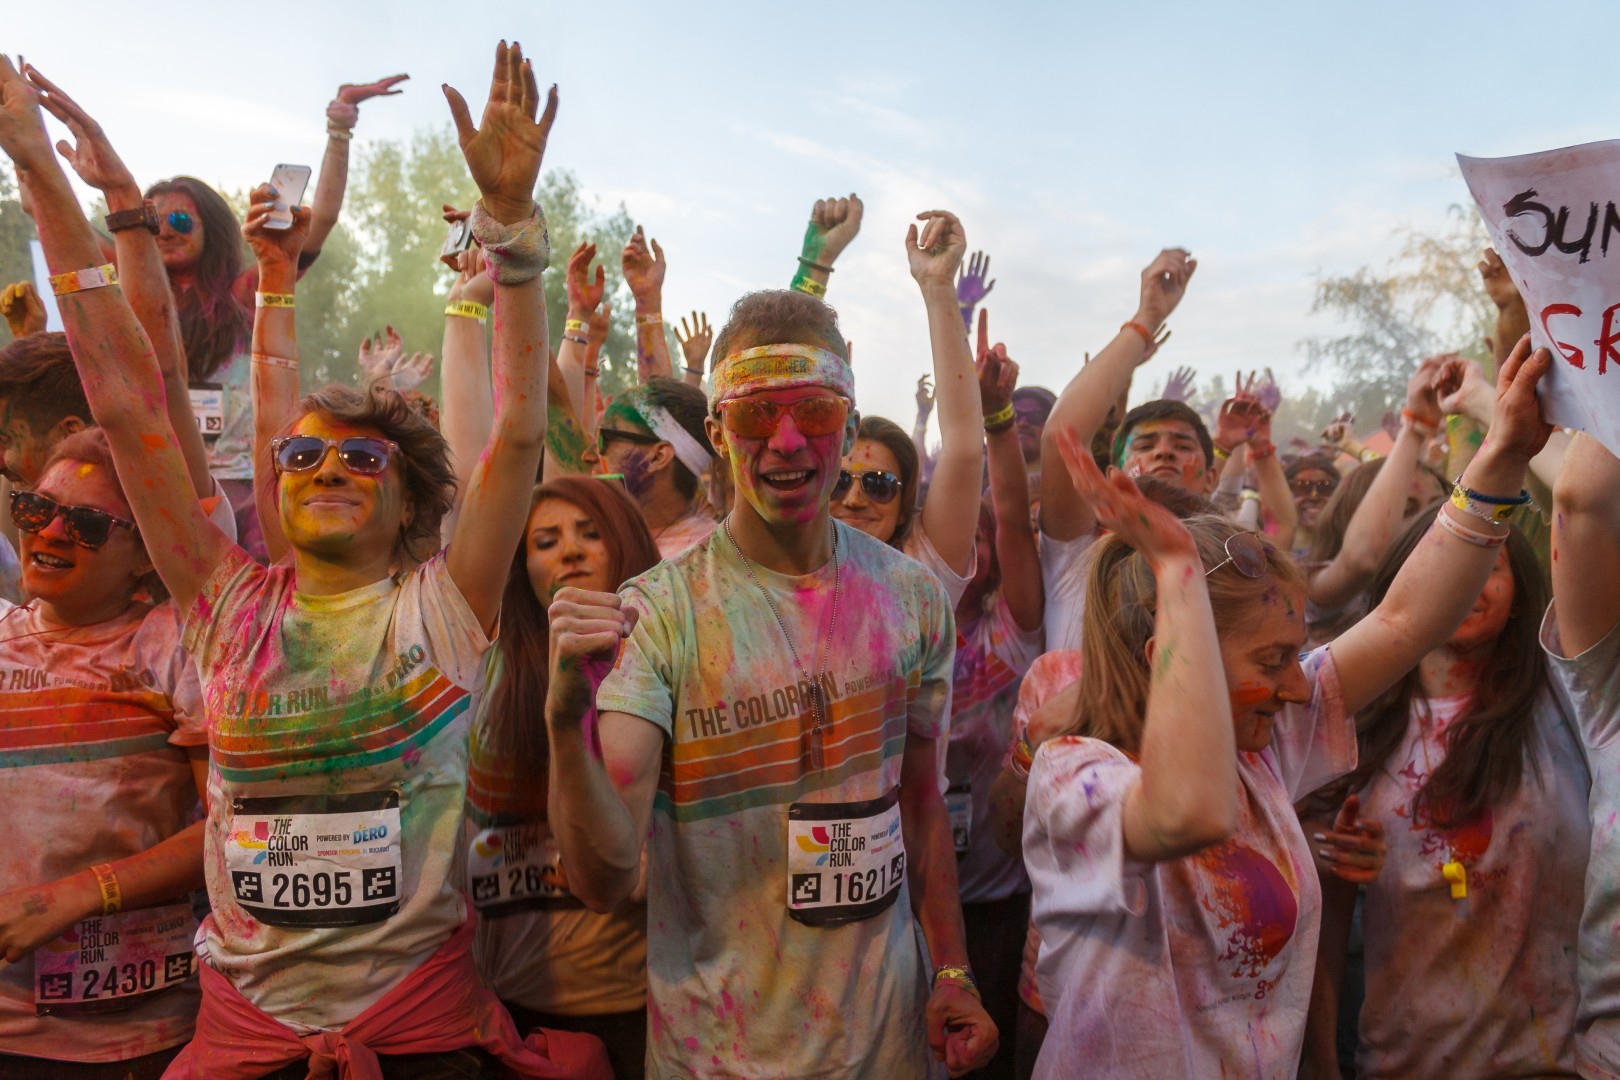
[77,463,96,479]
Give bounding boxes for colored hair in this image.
[710,289,849,373]
[36,426,163,602]
[0,332,90,434]
[1115,399,1215,469]
[856,415,920,549]
[1333,507,1548,826]
[1070,515,1306,752]
[145,176,250,383]
[486,477,659,778]
[605,378,711,500]
[268,383,457,563]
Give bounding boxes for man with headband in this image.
[594,377,719,559]
[543,281,999,1077]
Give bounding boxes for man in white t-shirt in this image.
[545,268,998,1078]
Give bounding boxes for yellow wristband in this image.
[89,863,122,915]
[794,277,827,299]
[565,318,586,333]
[636,312,664,327]
[984,402,1016,429]
[1213,445,1231,462]
[50,264,119,296]
[445,301,489,321]
[256,292,296,309]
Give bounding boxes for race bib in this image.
[787,787,906,927]
[946,781,972,857]
[468,822,581,916]
[188,384,224,440]
[34,902,196,1014]
[226,790,402,928]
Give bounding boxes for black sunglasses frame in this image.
[9,490,138,550]
[598,427,662,453]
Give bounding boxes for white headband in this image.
[644,402,715,478]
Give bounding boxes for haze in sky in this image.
[12,0,1616,427]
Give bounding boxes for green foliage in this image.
[0,162,39,347]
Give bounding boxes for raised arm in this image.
[26,65,215,504]
[955,249,995,332]
[1308,359,1439,609]
[1331,338,1553,714]
[306,74,408,255]
[1435,353,1570,503]
[1553,432,1620,655]
[0,57,229,611]
[558,241,603,415]
[1040,249,1194,542]
[675,310,712,388]
[441,41,556,633]
[439,239,496,503]
[908,211,983,576]
[980,332,1041,631]
[621,225,671,382]
[789,194,863,298]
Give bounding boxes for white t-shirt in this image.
[655,509,719,563]
[1543,604,1620,1078]
[595,520,955,1079]
[1038,529,1098,654]
[903,524,974,609]
[181,546,491,1028]
[0,599,205,1062]
[1352,686,1587,1078]
[1024,646,1352,1080]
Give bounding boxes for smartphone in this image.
[265,164,313,231]
[440,217,474,267]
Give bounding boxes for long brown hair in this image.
[856,415,920,549]
[486,477,659,778]
[145,176,250,383]
[1333,506,1548,826]
[1072,515,1306,752]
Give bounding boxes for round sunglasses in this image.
[832,468,902,505]
[166,210,194,235]
[270,436,400,477]
[716,396,849,439]
[10,490,137,550]
[1205,530,1268,579]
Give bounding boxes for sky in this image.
[12,0,1619,432]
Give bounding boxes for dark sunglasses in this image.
[1205,530,1268,579]
[1290,478,1337,499]
[166,210,194,235]
[271,436,400,477]
[598,427,662,453]
[10,490,137,550]
[832,469,902,505]
[717,396,849,439]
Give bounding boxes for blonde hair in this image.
[1072,515,1306,752]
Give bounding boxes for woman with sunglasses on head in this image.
[0,47,609,1077]
[0,429,209,1080]
[590,378,717,560]
[466,476,658,1079]
[1302,509,1585,1079]
[1020,337,1556,1079]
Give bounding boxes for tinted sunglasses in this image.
[1205,530,1267,579]
[832,469,902,504]
[717,396,849,439]
[1290,478,1337,499]
[10,490,137,550]
[271,436,400,477]
[166,210,194,235]
[598,427,661,453]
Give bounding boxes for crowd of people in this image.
[0,39,1615,1080]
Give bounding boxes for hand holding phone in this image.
[265,164,313,231]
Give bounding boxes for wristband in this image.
[1436,508,1507,548]
[256,292,296,309]
[445,301,488,321]
[793,277,828,300]
[635,312,664,327]
[469,200,552,284]
[251,352,299,371]
[583,367,601,378]
[797,255,834,274]
[1213,444,1232,462]
[1401,408,1438,440]
[49,264,119,296]
[684,365,705,376]
[565,318,587,333]
[89,863,122,915]
[1240,488,1262,503]
[105,203,159,235]
[563,334,589,346]
[1008,733,1035,782]
[1359,448,1382,463]
[984,402,1016,430]
[932,964,980,998]
[1450,480,1528,525]
[326,123,354,142]
[1121,320,1154,347]
[1248,441,1276,460]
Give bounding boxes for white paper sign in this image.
[28,240,63,333]
[1460,140,1620,457]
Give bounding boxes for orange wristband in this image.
[1122,320,1154,346]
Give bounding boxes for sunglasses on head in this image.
[832,469,902,504]
[270,436,400,477]
[1205,530,1268,579]
[10,490,137,550]
[1290,478,1337,499]
[598,427,662,453]
[717,396,849,440]
[166,210,194,235]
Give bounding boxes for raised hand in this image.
[621,225,665,303]
[586,299,612,352]
[1215,396,1270,451]
[1134,248,1197,334]
[23,65,135,195]
[443,41,556,224]
[241,182,311,269]
[358,326,405,383]
[0,280,45,337]
[0,56,55,173]
[390,351,436,393]
[801,193,864,267]
[906,210,967,288]
[1254,367,1282,416]
[1476,247,1522,311]
[546,587,636,725]
[446,243,495,307]
[1313,795,1387,885]
[1321,412,1356,450]
[915,374,935,417]
[975,310,1019,418]
[1407,355,1447,426]
[566,241,606,313]
[676,312,712,373]
[1160,365,1197,403]
[956,249,996,330]
[1488,334,1556,462]
[1054,426,1198,565]
[1434,355,1492,420]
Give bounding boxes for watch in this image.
[105,202,159,236]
